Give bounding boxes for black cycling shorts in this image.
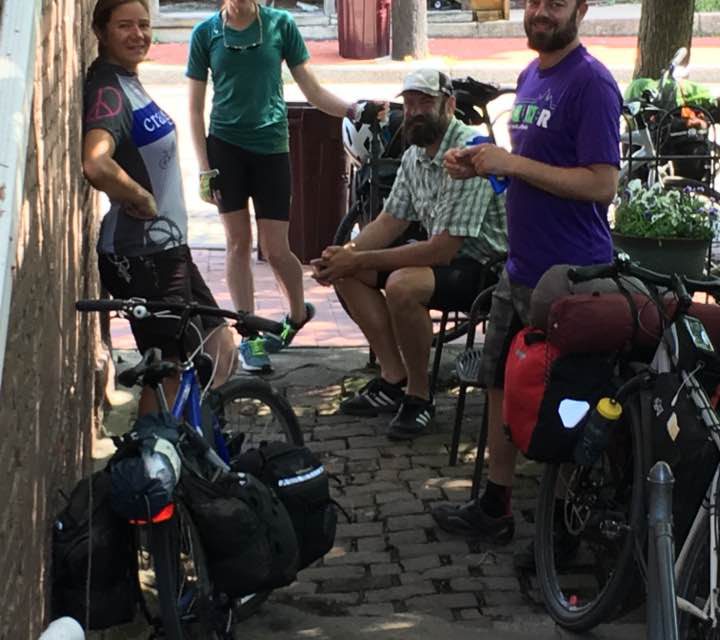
[98,245,225,358]
[376,257,489,309]
[206,134,292,220]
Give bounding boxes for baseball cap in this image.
[399,69,454,98]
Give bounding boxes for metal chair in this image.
[428,254,504,396]
[446,284,497,506]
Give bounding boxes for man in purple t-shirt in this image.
[432,0,622,547]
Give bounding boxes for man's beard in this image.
[524,8,579,53]
[405,113,447,147]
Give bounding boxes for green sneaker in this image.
[263,302,316,353]
[238,337,272,373]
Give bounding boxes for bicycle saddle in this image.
[451,77,503,107]
[118,347,178,388]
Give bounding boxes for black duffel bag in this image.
[232,442,337,569]
[179,470,299,597]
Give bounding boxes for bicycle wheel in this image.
[206,377,303,454]
[333,202,366,247]
[202,378,301,624]
[535,392,648,632]
[677,509,719,638]
[144,503,229,639]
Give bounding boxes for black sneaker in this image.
[387,396,434,441]
[431,499,515,545]
[340,377,405,416]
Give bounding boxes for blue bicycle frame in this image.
[171,366,231,465]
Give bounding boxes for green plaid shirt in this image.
[384,117,507,264]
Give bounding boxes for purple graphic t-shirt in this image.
[505,45,622,287]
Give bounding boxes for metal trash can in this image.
[337,0,390,60]
[287,102,348,264]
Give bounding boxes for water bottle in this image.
[465,134,510,194]
[574,397,623,465]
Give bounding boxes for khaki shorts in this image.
[480,268,534,388]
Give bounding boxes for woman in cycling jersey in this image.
[83,0,238,412]
[186,0,379,373]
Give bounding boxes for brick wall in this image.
[0,1,101,637]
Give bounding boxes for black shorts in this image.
[376,257,489,309]
[98,245,225,358]
[206,134,291,220]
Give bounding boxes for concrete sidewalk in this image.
[143,35,720,86]
[152,3,720,41]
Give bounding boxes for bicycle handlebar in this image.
[568,255,720,298]
[75,298,284,336]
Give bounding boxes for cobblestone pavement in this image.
[97,347,645,639]
[269,352,645,638]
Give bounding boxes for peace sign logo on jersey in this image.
[87,86,123,122]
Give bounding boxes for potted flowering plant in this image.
[612,179,719,278]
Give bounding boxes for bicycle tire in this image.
[677,508,717,638]
[149,517,184,640]
[202,378,301,625]
[333,203,364,247]
[149,503,224,639]
[207,377,303,453]
[535,392,648,632]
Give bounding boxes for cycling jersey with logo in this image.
[505,45,622,288]
[83,60,187,256]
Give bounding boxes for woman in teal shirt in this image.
[187,0,369,373]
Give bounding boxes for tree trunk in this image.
[392,0,428,61]
[634,0,695,79]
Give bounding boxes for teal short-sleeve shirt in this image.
[186,6,310,154]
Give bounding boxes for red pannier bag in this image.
[503,328,559,456]
[503,327,616,462]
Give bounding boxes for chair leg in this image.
[470,388,489,501]
[430,312,448,396]
[448,383,467,466]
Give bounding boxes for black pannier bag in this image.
[531,353,617,463]
[232,442,338,569]
[51,469,137,630]
[179,470,299,597]
[650,373,720,547]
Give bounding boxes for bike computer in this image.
[684,315,715,353]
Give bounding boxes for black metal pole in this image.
[647,461,679,640]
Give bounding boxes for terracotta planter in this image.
[611,233,710,279]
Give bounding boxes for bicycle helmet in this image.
[109,414,181,520]
[342,118,381,167]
